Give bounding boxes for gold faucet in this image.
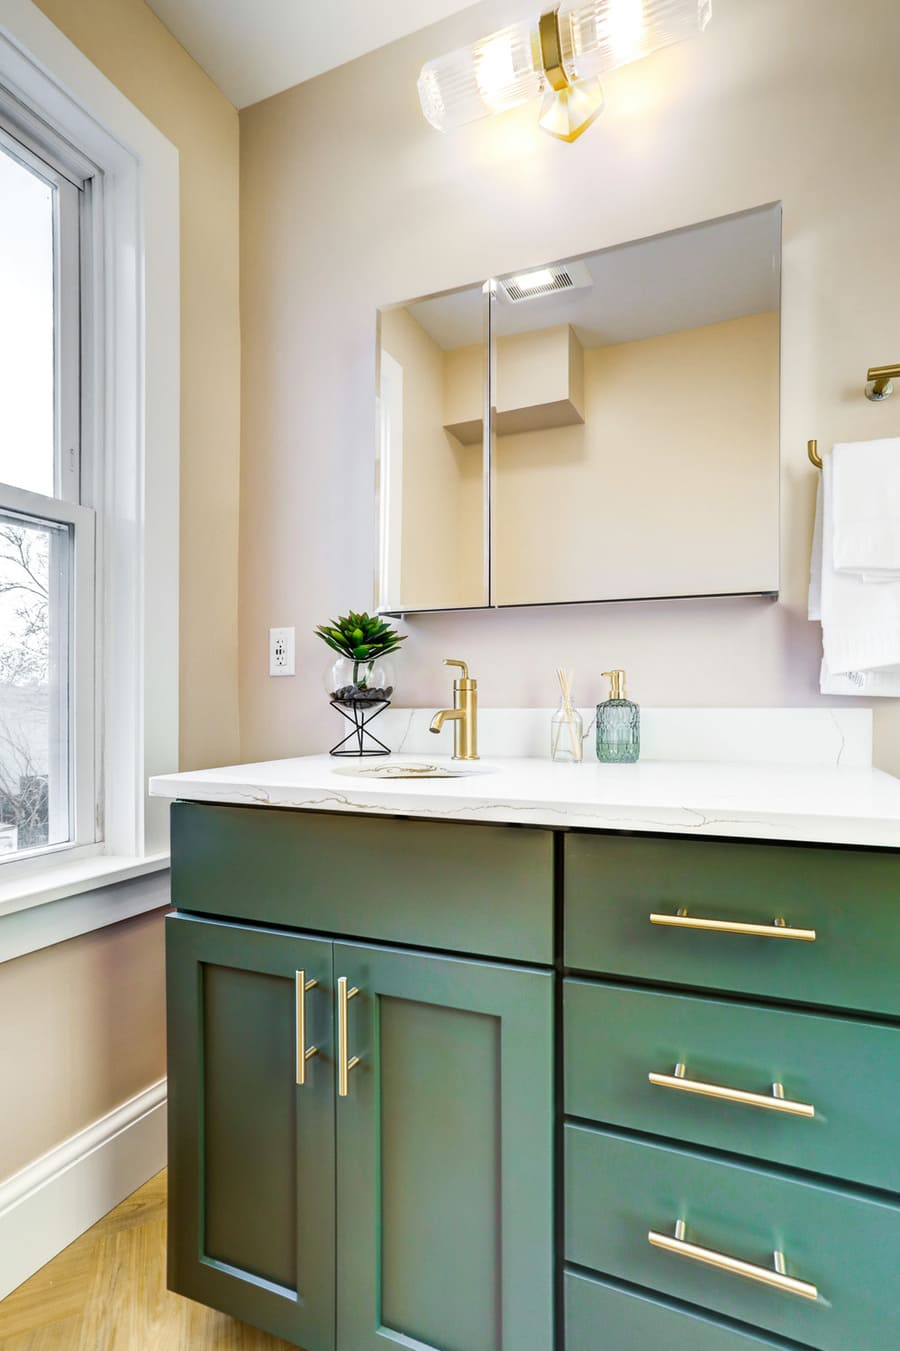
[429,659,479,760]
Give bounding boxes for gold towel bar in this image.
[805,359,897,470]
[809,359,900,469]
[866,363,900,402]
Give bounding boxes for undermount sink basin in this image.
[332,760,494,780]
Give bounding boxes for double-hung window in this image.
[0,111,96,871]
[0,8,178,948]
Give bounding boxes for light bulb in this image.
[607,0,646,66]
[560,0,711,82]
[475,32,519,111]
[417,18,541,132]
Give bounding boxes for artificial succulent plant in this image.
[315,611,407,700]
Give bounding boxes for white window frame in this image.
[0,0,180,957]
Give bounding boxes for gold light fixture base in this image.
[536,6,605,142]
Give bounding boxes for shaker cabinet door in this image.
[166,913,336,1351]
[333,942,554,1351]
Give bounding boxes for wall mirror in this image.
[376,203,781,614]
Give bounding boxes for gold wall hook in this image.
[808,440,823,469]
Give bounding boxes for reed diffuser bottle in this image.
[551,669,584,763]
[596,668,640,763]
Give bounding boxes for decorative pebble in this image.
[332,684,393,705]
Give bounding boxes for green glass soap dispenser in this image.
[596,669,640,763]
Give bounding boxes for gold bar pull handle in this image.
[337,975,361,1099]
[649,1223,819,1301]
[650,908,815,942]
[295,971,319,1086]
[648,1064,815,1118]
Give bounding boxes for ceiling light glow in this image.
[509,269,556,292]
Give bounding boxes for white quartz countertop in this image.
[150,754,900,849]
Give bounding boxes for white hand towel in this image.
[832,438,900,578]
[817,453,900,680]
[820,662,900,696]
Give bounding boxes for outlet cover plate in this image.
[269,626,295,676]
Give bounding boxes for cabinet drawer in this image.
[564,833,900,1015]
[171,802,554,964]
[565,1124,900,1350]
[565,1269,787,1350]
[565,979,900,1192]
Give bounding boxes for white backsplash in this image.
[375,707,872,769]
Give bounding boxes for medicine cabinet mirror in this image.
[376,203,781,614]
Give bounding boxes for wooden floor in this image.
[0,1171,300,1350]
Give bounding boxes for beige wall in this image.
[494,312,780,604]
[1,0,241,1184]
[240,0,900,773]
[34,0,241,774]
[0,911,166,1180]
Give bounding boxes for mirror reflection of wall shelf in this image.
[376,202,782,616]
[444,324,585,443]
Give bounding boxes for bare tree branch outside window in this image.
[0,521,51,851]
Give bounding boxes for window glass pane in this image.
[0,510,71,856]
[0,144,55,497]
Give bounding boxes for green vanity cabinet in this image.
[333,941,554,1351]
[166,914,336,1350]
[166,802,900,1351]
[566,1124,900,1349]
[565,1271,788,1350]
[166,808,555,1351]
[565,832,900,1016]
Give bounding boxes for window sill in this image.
[0,853,171,964]
[0,852,170,919]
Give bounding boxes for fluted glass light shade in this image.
[417,17,543,132]
[560,0,712,80]
[417,1,711,140]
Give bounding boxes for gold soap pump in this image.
[596,668,640,763]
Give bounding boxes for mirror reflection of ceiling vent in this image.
[499,259,593,303]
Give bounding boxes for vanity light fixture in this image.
[417,0,712,144]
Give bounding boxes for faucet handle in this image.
[443,657,475,687]
[443,658,470,679]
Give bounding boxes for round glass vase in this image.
[325,654,395,708]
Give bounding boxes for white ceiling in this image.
[406,206,782,350]
[145,0,485,109]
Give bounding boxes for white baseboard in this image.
[0,1077,167,1301]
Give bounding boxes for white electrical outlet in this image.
[269,626,295,676]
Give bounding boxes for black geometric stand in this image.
[329,699,392,757]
